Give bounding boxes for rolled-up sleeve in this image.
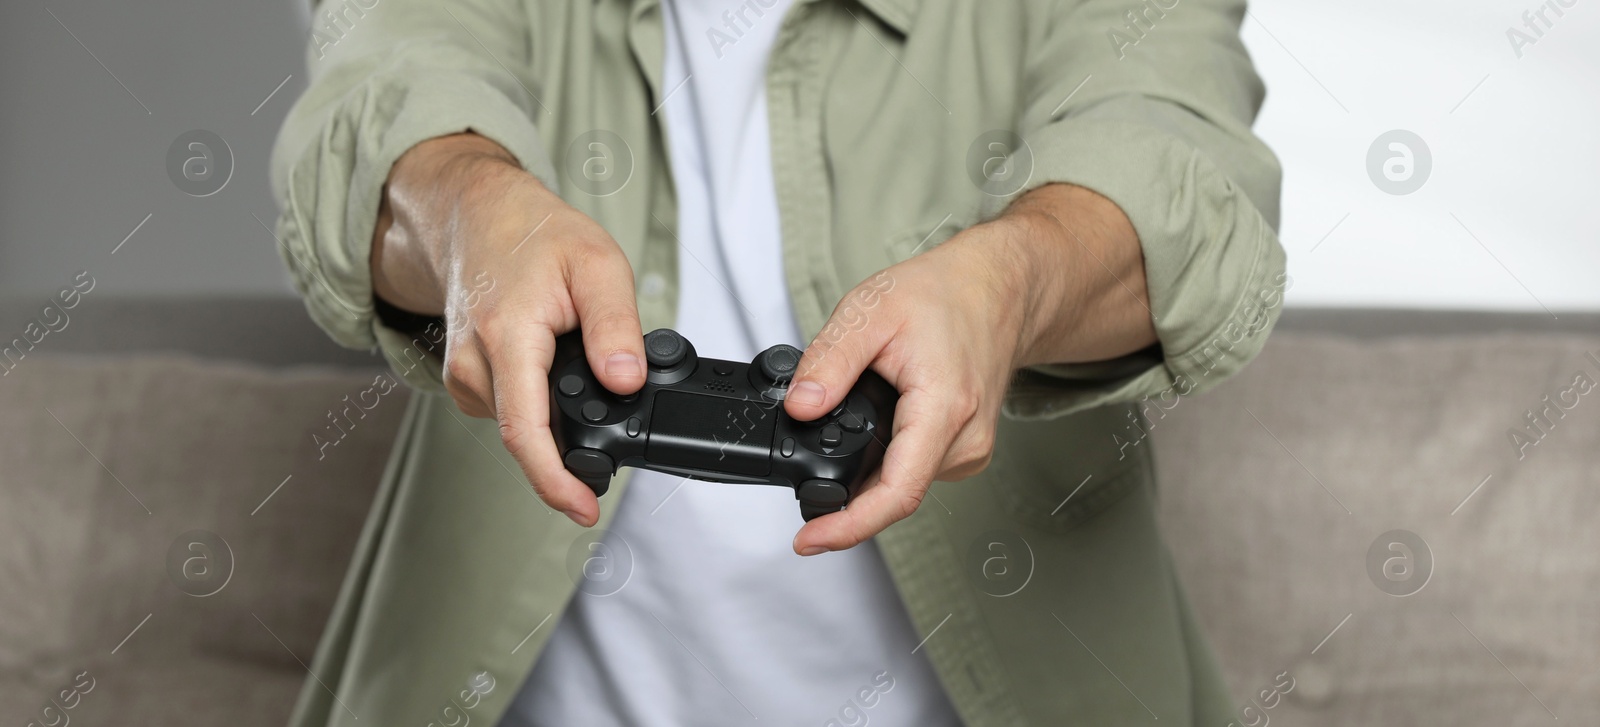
[985,0,1289,420]
[268,0,557,390]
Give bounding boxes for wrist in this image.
[373,134,525,315]
[973,210,1074,371]
[939,213,1059,373]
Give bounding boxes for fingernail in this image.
[605,353,643,379]
[799,545,829,556]
[562,509,591,526]
[790,381,825,407]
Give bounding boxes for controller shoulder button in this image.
[581,400,608,423]
[558,374,586,398]
[563,448,615,496]
[797,479,849,505]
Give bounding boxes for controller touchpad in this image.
[646,390,776,477]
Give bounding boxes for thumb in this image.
[567,247,647,395]
[786,298,894,421]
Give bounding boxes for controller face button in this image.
[581,400,608,423]
[626,417,642,437]
[780,437,796,457]
[755,344,802,383]
[798,479,849,505]
[837,408,865,433]
[558,374,586,398]
[645,329,689,368]
[820,424,842,448]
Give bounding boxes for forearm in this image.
[993,183,1158,369]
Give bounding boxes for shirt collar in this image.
[855,0,918,34]
[619,0,920,36]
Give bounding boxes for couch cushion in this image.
[1154,333,1600,725]
[0,355,406,726]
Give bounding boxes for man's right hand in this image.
[372,132,644,526]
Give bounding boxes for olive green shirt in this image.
[269,0,1287,724]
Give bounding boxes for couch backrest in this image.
[0,355,406,725]
[1153,332,1600,726]
[3,325,1597,726]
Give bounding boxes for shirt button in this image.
[639,272,668,299]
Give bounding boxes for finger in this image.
[934,416,995,481]
[793,386,958,554]
[566,245,646,395]
[442,344,495,418]
[484,322,602,526]
[786,287,898,421]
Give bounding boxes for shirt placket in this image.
[765,5,1025,727]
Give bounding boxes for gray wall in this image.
[0,0,310,298]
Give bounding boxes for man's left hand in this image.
[783,183,1157,555]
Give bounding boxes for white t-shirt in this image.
[499,2,961,726]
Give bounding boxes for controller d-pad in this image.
[836,408,865,433]
[820,424,842,448]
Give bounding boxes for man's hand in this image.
[784,183,1158,555]
[373,132,644,527]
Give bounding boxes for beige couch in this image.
[2,301,1596,726]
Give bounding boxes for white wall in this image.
[1243,0,1600,312]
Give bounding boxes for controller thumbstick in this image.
[750,343,802,400]
[645,329,688,367]
[755,344,801,384]
[643,329,696,385]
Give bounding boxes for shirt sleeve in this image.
[268,0,559,390]
[985,0,1289,421]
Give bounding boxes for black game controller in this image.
[549,328,897,521]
